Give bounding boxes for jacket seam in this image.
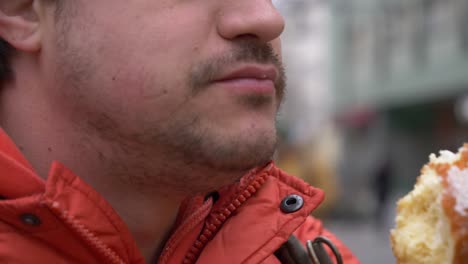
[158,198,212,264]
[44,173,133,262]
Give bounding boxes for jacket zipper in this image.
[182,170,270,264]
[44,200,126,264]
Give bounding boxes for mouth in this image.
[211,64,278,95]
[214,64,278,83]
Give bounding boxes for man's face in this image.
[43,0,285,176]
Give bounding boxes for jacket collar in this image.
[194,165,325,263]
[0,128,45,198]
[0,129,325,264]
[0,129,143,263]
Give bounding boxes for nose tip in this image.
[259,10,286,42]
[217,2,285,43]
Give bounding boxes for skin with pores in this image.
[0,0,285,262]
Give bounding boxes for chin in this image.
[142,113,278,192]
[202,127,278,172]
[192,138,276,192]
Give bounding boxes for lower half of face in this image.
[48,5,285,190]
[61,56,283,184]
[98,60,284,174]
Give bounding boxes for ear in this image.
[0,0,42,53]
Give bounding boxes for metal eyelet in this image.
[280,194,304,213]
[20,213,41,227]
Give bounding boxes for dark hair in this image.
[0,39,14,83]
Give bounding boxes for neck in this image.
[0,59,184,262]
[104,185,182,262]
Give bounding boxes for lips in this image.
[209,64,279,96]
[213,64,278,83]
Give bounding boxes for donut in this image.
[391,144,468,264]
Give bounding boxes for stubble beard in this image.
[119,40,286,193]
[58,34,286,194]
[179,39,286,171]
[91,110,280,195]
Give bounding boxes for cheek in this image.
[53,2,215,127]
[99,70,190,126]
[54,36,189,131]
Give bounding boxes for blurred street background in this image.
[274,0,468,263]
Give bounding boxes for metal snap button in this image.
[280,194,304,213]
[20,213,41,226]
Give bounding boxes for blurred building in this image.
[331,0,468,216]
[275,1,344,216]
[277,0,332,143]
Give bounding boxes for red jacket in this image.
[0,129,360,263]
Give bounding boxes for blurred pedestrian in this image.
[373,157,393,228]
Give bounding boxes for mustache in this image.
[190,40,286,98]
